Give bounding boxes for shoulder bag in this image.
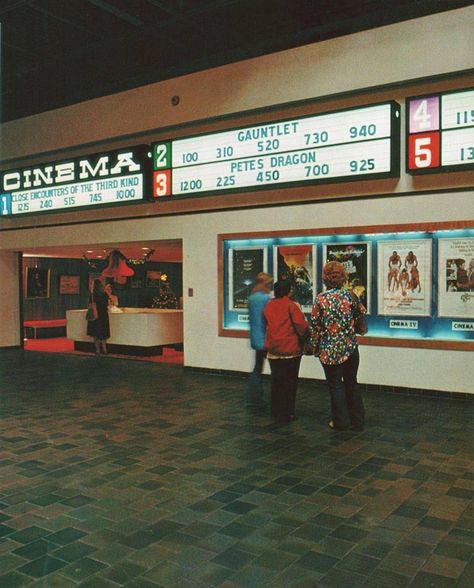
[348,291,368,335]
[85,293,98,322]
[289,302,315,356]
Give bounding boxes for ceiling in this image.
[1,0,471,123]
[22,240,183,262]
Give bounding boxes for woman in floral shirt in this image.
[311,261,367,431]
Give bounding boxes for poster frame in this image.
[322,241,372,313]
[25,267,51,299]
[273,243,316,312]
[228,246,268,311]
[218,220,474,350]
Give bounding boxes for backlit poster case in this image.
[228,247,268,310]
[274,244,316,312]
[323,242,371,311]
[438,237,474,318]
[377,240,432,316]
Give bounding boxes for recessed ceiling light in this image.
[141,247,150,250]
[86,250,93,253]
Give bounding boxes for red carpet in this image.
[24,337,184,365]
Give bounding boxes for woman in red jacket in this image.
[263,280,309,423]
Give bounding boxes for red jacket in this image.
[263,296,309,356]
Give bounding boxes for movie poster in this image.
[377,239,432,316]
[323,242,371,311]
[274,244,315,311]
[229,247,267,310]
[438,237,474,318]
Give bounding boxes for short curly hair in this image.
[322,261,347,288]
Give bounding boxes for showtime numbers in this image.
[151,102,398,197]
[349,124,376,139]
[407,89,474,172]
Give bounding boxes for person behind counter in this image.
[152,282,179,309]
[87,279,110,355]
[104,283,122,313]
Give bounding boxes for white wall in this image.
[0,251,20,347]
[1,191,472,393]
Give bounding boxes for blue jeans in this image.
[321,348,364,430]
[246,350,267,407]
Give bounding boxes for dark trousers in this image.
[246,350,267,407]
[268,356,302,422]
[322,348,364,430]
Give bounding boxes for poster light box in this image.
[0,145,152,216]
[152,102,401,199]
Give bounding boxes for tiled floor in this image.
[0,349,472,588]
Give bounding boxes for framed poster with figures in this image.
[228,247,267,310]
[438,237,474,318]
[323,242,371,311]
[274,244,316,311]
[25,267,51,299]
[377,239,432,316]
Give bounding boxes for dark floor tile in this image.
[100,560,146,584]
[409,571,456,587]
[330,525,368,543]
[319,567,366,588]
[13,539,57,560]
[61,556,107,581]
[52,540,97,562]
[8,526,51,545]
[218,522,255,539]
[221,501,256,514]
[0,571,31,587]
[212,547,256,570]
[456,562,474,588]
[227,564,277,587]
[364,568,411,588]
[418,516,452,531]
[18,555,67,578]
[47,526,87,545]
[297,551,339,573]
[337,551,380,575]
[433,540,473,561]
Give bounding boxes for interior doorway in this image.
[21,240,184,364]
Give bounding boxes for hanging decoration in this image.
[101,249,135,284]
[83,248,155,284]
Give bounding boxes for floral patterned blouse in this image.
[310,287,366,366]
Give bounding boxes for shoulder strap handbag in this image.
[85,293,98,321]
[348,290,368,335]
[288,302,314,355]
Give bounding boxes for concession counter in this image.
[66,308,183,355]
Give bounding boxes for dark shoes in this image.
[328,420,364,432]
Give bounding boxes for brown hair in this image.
[322,261,347,288]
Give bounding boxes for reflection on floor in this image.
[0,348,472,587]
[24,337,183,365]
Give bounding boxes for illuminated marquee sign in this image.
[0,145,151,216]
[152,102,400,198]
[407,88,474,173]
